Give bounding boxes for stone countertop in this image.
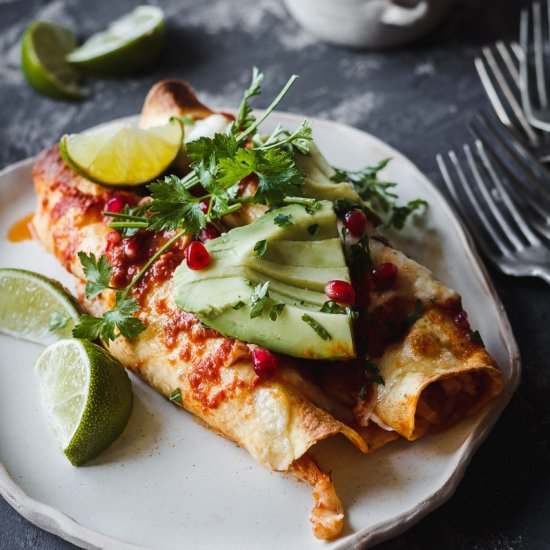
[1,0,547,548]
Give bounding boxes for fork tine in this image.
[496,41,521,84]
[439,151,512,259]
[533,2,548,108]
[474,139,542,246]
[469,115,550,221]
[462,144,527,251]
[437,154,505,262]
[480,46,539,145]
[520,9,537,123]
[474,56,515,133]
[474,113,550,203]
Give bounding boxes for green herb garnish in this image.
[301,314,332,340]
[273,213,293,227]
[269,303,286,321]
[233,301,246,310]
[254,239,268,258]
[320,300,358,320]
[249,281,270,318]
[332,160,427,228]
[169,387,183,406]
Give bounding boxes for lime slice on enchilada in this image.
[59,118,183,186]
[35,338,133,466]
[0,268,81,345]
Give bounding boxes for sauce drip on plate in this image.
[7,213,33,242]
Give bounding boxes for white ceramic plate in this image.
[0,113,520,550]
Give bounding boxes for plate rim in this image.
[0,112,521,550]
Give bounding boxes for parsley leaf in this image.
[108,203,149,237]
[169,387,183,406]
[249,281,270,318]
[387,199,428,230]
[186,133,239,166]
[254,239,268,258]
[273,213,293,227]
[258,119,313,154]
[305,201,322,215]
[78,252,112,299]
[269,303,286,321]
[72,314,104,341]
[233,301,246,310]
[301,314,332,340]
[320,300,358,320]
[332,159,427,228]
[72,293,146,343]
[233,67,263,134]
[147,175,206,235]
[218,148,304,205]
[49,312,69,331]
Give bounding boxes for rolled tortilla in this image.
[31,145,368,540]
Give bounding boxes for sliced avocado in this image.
[295,141,362,203]
[173,201,356,360]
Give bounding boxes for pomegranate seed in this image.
[185,240,210,270]
[251,347,278,378]
[105,194,129,214]
[370,262,398,289]
[344,210,367,238]
[200,223,221,242]
[324,280,356,306]
[124,238,140,261]
[199,200,210,214]
[454,310,470,331]
[106,230,122,246]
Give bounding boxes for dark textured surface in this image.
[1,0,548,549]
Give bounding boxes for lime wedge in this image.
[0,268,81,345]
[66,6,165,76]
[21,21,85,100]
[59,118,183,186]
[35,338,133,466]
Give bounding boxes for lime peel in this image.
[66,6,165,77]
[59,118,183,186]
[35,338,133,466]
[0,268,81,345]
[21,21,86,100]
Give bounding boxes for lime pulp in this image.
[0,268,81,345]
[35,338,133,466]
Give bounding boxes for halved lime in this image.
[21,21,85,100]
[35,338,133,466]
[0,268,81,345]
[59,118,183,186]
[66,6,165,76]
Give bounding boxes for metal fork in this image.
[436,114,550,284]
[520,1,550,132]
[476,40,550,162]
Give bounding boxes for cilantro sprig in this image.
[108,70,312,240]
[72,252,146,342]
[332,159,427,229]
